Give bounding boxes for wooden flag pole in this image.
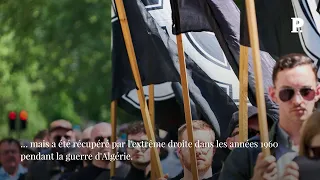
[239,45,249,142]
[110,100,117,177]
[245,0,270,156]
[149,84,156,180]
[176,34,199,180]
[149,85,155,129]
[114,0,163,177]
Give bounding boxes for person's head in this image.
[177,120,216,174]
[126,121,159,167]
[299,111,320,159]
[226,106,263,150]
[80,126,93,166]
[0,138,21,175]
[33,129,49,143]
[49,119,74,153]
[269,54,320,127]
[49,119,74,143]
[81,126,93,154]
[90,122,112,157]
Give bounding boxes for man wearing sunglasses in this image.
[219,53,320,180]
[26,119,80,180]
[68,122,129,180]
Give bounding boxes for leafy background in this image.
[0,0,242,139]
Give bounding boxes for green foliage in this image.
[0,0,244,139]
[0,0,130,139]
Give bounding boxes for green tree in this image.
[0,0,243,139]
[0,0,129,139]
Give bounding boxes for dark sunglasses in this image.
[248,129,260,138]
[279,87,315,102]
[310,146,320,159]
[81,138,90,143]
[230,128,259,138]
[54,135,71,142]
[94,136,111,143]
[127,140,149,152]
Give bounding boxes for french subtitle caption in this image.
[20,139,278,162]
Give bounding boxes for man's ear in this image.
[315,84,320,102]
[268,86,277,103]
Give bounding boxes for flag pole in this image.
[149,84,156,180]
[239,45,249,142]
[149,85,155,129]
[114,0,164,177]
[176,34,199,180]
[110,100,117,177]
[245,0,270,156]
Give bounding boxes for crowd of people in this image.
[0,53,319,180]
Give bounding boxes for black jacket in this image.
[218,122,279,180]
[111,164,149,180]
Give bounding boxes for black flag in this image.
[111,0,183,132]
[169,0,280,122]
[240,0,320,78]
[111,0,178,100]
[170,0,215,34]
[112,0,240,139]
[240,0,304,58]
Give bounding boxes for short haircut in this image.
[126,121,159,141]
[34,129,48,140]
[0,138,21,152]
[299,111,320,157]
[272,53,317,84]
[178,120,215,142]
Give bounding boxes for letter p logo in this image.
[291,18,304,33]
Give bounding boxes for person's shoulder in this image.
[74,165,95,174]
[30,159,46,166]
[68,167,91,180]
[115,162,130,178]
[28,160,49,174]
[230,143,261,165]
[212,171,220,179]
[110,176,125,180]
[225,147,249,160]
[25,160,54,180]
[17,173,27,180]
[293,156,320,180]
[170,171,183,180]
[219,146,260,180]
[70,166,95,176]
[0,167,7,179]
[293,156,320,168]
[17,164,27,175]
[116,162,130,172]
